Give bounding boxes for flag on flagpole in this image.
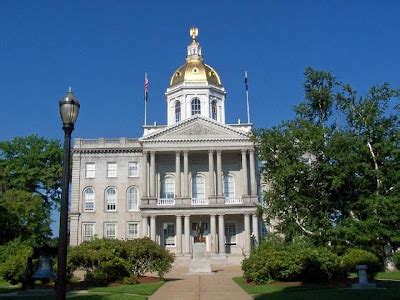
[144,73,149,102]
[244,70,248,91]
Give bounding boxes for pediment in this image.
[141,116,249,142]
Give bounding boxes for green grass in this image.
[376,271,400,280]
[233,277,400,300]
[0,279,19,294]
[0,281,164,299]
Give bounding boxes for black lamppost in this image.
[57,87,80,300]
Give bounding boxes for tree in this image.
[0,135,63,206]
[256,68,400,255]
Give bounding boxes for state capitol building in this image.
[69,28,264,257]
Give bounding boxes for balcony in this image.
[191,198,209,205]
[157,198,175,206]
[224,197,243,204]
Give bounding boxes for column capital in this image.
[241,149,248,154]
[216,149,222,154]
[183,214,191,217]
[208,149,214,154]
[183,150,189,154]
[249,148,255,153]
[176,214,183,219]
[175,150,181,155]
[150,150,156,155]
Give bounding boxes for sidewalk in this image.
[150,263,251,300]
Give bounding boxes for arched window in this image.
[84,187,95,211]
[191,98,201,115]
[223,175,235,198]
[175,101,181,123]
[161,177,175,199]
[127,187,139,211]
[105,187,117,211]
[211,100,217,120]
[192,175,205,199]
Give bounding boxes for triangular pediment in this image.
[140,115,249,142]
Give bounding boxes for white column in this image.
[218,214,225,254]
[241,150,249,196]
[175,151,181,198]
[216,150,223,197]
[210,214,216,254]
[249,149,257,196]
[208,150,215,197]
[244,214,251,255]
[142,216,148,237]
[150,215,156,242]
[142,152,148,198]
[183,150,189,198]
[184,215,191,255]
[150,151,156,198]
[252,214,259,245]
[176,215,182,255]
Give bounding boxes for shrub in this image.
[394,252,400,269]
[122,275,138,285]
[341,249,381,276]
[0,244,32,284]
[85,269,108,287]
[68,238,174,285]
[242,240,341,284]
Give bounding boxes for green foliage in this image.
[341,249,381,276]
[256,67,400,254]
[85,269,109,287]
[0,190,51,245]
[0,243,32,284]
[122,275,138,285]
[68,238,174,285]
[242,239,342,284]
[394,252,400,269]
[0,135,63,204]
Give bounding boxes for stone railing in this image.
[224,197,243,204]
[74,138,140,149]
[191,198,209,205]
[157,198,175,206]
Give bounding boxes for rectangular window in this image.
[82,223,95,242]
[127,222,139,239]
[163,223,175,246]
[128,162,139,177]
[104,223,116,239]
[107,162,117,178]
[85,163,95,178]
[225,221,236,245]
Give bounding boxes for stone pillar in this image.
[142,216,148,237]
[252,214,259,245]
[150,151,156,198]
[210,214,217,254]
[208,150,215,197]
[142,152,148,198]
[218,214,225,254]
[249,149,257,196]
[216,150,223,197]
[176,215,182,255]
[150,215,156,242]
[244,214,251,255]
[183,151,189,198]
[175,151,181,198]
[184,215,191,255]
[241,150,249,196]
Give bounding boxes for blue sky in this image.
[1,0,399,235]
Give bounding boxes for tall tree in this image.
[0,135,63,206]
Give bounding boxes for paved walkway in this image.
[150,261,251,300]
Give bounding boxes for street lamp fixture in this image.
[57,87,80,300]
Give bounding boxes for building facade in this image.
[69,28,261,256]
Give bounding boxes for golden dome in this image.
[169,27,222,88]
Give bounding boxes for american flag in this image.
[144,73,149,101]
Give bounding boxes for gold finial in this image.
[190,27,198,40]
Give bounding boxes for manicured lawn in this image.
[233,277,400,300]
[0,282,164,299]
[0,279,20,294]
[376,271,400,281]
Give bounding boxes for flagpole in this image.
[245,70,251,123]
[144,72,147,126]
